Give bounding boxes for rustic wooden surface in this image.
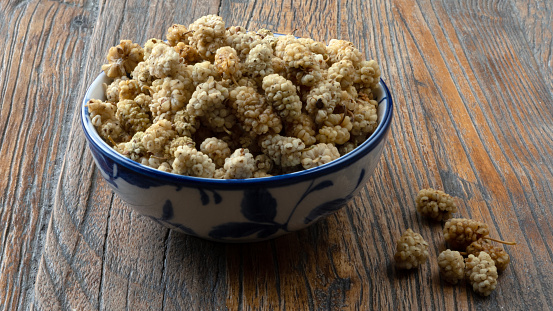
[0,0,552,309]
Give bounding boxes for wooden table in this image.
[1,0,552,309]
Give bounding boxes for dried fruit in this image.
[416,188,458,221]
[223,148,256,179]
[351,94,378,137]
[259,134,305,167]
[104,76,129,103]
[147,44,181,78]
[262,74,302,122]
[164,136,195,160]
[166,24,191,46]
[438,249,465,284]
[466,239,510,272]
[87,99,127,143]
[326,39,363,67]
[355,60,381,89]
[116,97,151,134]
[285,113,317,146]
[186,77,234,132]
[229,85,282,135]
[150,77,192,120]
[328,60,355,88]
[200,137,231,168]
[141,119,176,154]
[394,229,429,269]
[188,14,226,61]
[91,15,383,178]
[101,40,144,78]
[245,43,274,85]
[174,42,202,64]
[300,143,340,169]
[305,79,342,124]
[443,218,489,250]
[465,252,498,296]
[172,145,215,178]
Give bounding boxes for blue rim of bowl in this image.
[81,73,393,188]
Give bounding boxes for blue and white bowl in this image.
[81,72,393,242]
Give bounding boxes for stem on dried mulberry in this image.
[483,237,517,245]
[107,136,117,146]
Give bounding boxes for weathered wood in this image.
[0,0,97,309]
[511,0,553,89]
[0,0,547,309]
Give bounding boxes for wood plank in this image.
[0,0,97,309]
[510,0,553,89]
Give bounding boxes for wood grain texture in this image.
[0,0,546,309]
[0,0,97,309]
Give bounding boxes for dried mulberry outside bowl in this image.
[81,72,393,242]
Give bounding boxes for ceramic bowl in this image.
[81,72,393,242]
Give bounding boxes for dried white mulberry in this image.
[274,35,298,59]
[166,24,191,46]
[188,14,226,61]
[328,60,355,88]
[300,143,340,169]
[118,79,142,100]
[200,137,231,168]
[104,76,129,103]
[465,252,498,296]
[172,145,216,178]
[225,26,262,61]
[262,74,302,122]
[285,113,317,146]
[327,39,363,67]
[174,42,202,64]
[351,94,378,137]
[150,77,192,119]
[101,40,144,78]
[191,61,221,86]
[259,134,305,167]
[316,114,352,145]
[147,44,181,78]
[229,86,282,135]
[437,249,465,284]
[466,239,510,272]
[223,148,256,179]
[416,188,458,221]
[143,38,166,59]
[88,99,127,143]
[355,60,381,89]
[115,131,147,161]
[173,110,196,137]
[142,119,176,154]
[186,77,234,132]
[244,43,274,85]
[306,79,342,124]
[164,136,195,160]
[116,98,151,134]
[214,46,242,80]
[130,61,153,89]
[254,154,273,173]
[394,229,429,269]
[444,218,489,250]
